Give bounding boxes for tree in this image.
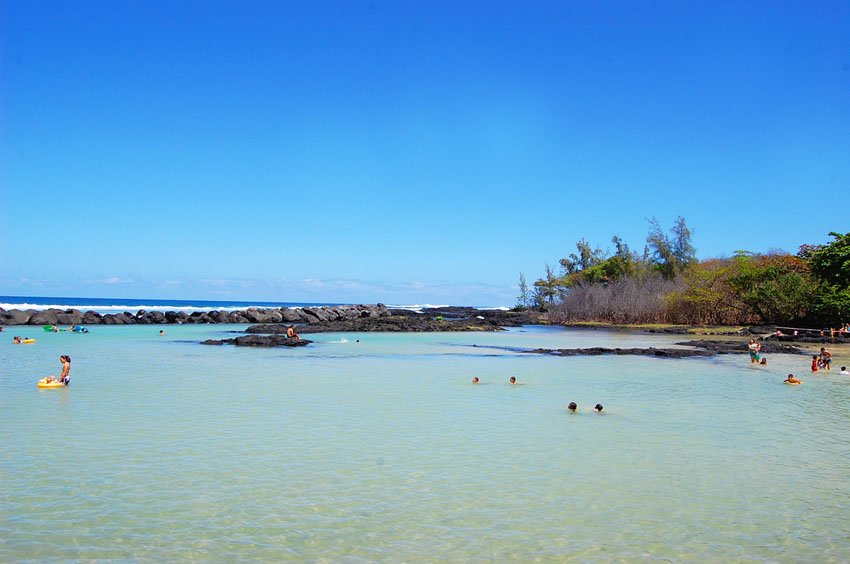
[671,216,697,267]
[559,239,606,275]
[646,217,677,279]
[807,232,850,285]
[533,263,559,308]
[727,254,816,325]
[646,216,696,279]
[516,272,532,310]
[802,232,850,324]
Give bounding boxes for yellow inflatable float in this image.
[23,338,36,344]
[37,378,66,389]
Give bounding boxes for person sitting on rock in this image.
[286,325,299,339]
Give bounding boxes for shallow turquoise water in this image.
[2,325,849,561]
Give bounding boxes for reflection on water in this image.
[2,325,849,560]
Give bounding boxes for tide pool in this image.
[2,325,849,561]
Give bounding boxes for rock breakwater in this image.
[0,304,391,326]
[246,308,541,334]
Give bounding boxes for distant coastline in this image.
[0,295,507,315]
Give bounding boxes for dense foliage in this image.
[518,223,849,328]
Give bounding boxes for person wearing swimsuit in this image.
[59,355,71,385]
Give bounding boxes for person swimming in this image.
[594,404,604,413]
[509,376,520,385]
[784,374,802,384]
[159,330,165,336]
[472,376,479,384]
[840,366,849,376]
[567,402,577,412]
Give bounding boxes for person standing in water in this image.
[59,355,71,384]
[819,347,832,370]
[748,339,761,363]
[44,355,71,385]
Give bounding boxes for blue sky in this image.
[2,1,848,306]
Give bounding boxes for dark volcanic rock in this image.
[244,307,544,334]
[201,335,312,347]
[4,309,33,324]
[771,334,850,344]
[0,303,499,328]
[677,340,803,355]
[516,338,805,359]
[281,308,302,322]
[247,315,505,334]
[524,347,715,358]
[82,311,103,324]
[55,310,84,325]
[245,324,290,334]
[29,310,60,325]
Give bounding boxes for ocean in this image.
[0,296,463,315]
[2,323,849,560]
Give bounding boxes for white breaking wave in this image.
[388,304,509,312]
[387,304,451,312]
[0,302,308,314]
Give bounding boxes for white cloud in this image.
[101,276,135,285]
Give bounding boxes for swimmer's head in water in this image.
[509,376,516,384]
[568,402,577,411]
[842,366,847,371]
[472,377,479,384]
[594,404,603,412]
[760,358,767,365]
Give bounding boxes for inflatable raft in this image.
[37,378,66,389]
